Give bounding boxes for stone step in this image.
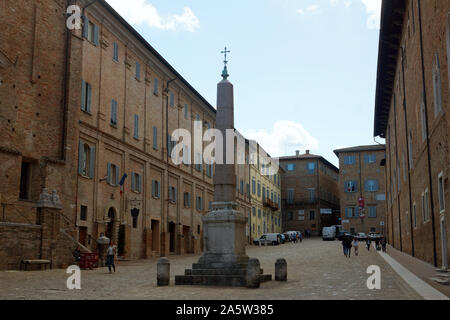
[190,268,247,276]
[175,275,247,287]
[260,274,272,282]
[430,277,450,285]
[192,263,249,270]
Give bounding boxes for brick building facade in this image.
[373,0,449,268]
[280,151,340,236]
[334,145,387,235]
[0,0,261,269]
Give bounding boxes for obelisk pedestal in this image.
[175,57,272,287]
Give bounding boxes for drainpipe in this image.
[401,47,415,257]
[418,0,438,267]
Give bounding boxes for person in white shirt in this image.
[106,242,116,273]
[353,238,359,256]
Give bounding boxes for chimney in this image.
[306,150,310,155]
[296,150,300,157]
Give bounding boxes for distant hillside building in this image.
[280,151,340,236]
[334,145,387,235]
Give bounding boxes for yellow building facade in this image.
[248,142,283,241]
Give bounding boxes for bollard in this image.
[275,258,287,281]
[246,258,261,288]
[157,257,170,286]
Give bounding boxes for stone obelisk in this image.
[175,49,251,286]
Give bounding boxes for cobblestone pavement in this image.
[0,238,421,300]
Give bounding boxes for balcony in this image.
[263,198,279,211]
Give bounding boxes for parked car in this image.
[253,233,281,246]
[356,233,368,241]
[368,233,382,240]
[322,227,336,241]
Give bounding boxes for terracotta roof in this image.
[333,144,386,157]
[373,0,406,138]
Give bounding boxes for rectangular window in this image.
[257,182,261,197]
[134,114,139,139]
[258,209,261,218]
[169,92,175,107]
[80,205,87,221]
[110,99,118,126]
[107,163,119,186]
[252,207,256,216]
[252,178,256,195]
[152,127,158,150]
[344,155,356,165]
[169,187,177,203]
[131,172,142,193]
[364,154,376,164]
[307,162,316,174]
[308,188,316,202]
[196,197,203,211]
[152,180,161,198]
[184,192,191,208]
[19,161,31,200]
[153,78,159,95]
[432,53,443,117]
[81,80,92,113]
[421,102,427,141]
[287,189,294,204]
[309,211,315,220]
[184,104,188,119]
[113,42,119,62]
[345,207,355,218]
[344,181,357,193]
[136,62,141,80]
[368,206,377,218]
[78,141,95,178]
[286,164,296,171]
[365,180,379,192]
[240,180,244,195]
[438,172,445,213]
[82,17,99,46]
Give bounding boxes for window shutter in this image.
[93,24,99,45]
[151,180,155,197]
[115,166,119,186]
[174,188,177,203]
[87,83,92,113]
[82,16,89,39]
[89,146,95,178]
[113,43,118,61]
[136,62,140,80]
[153,126,158,149]
[154,79,158,94]
[78,141,84,175]
[107,163,111,184]
[138,175,142,193]
[364,180,368,192]
[157,182,160,198]
[81,80,86,110]
[131,172,135,192]
[134,114,139,138]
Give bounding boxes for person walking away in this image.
[346,237,352,257]
[375,238,381,251]
[381,237,387,253]
[342,238,348,257]
[107,241,116,273]
[366,238,371,251]
[353,237,359,256]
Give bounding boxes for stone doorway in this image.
[151,220,160,253]
[169,222,176,253]
[105,207,116,242]
[79,227,88,246]
[183,226,190,253]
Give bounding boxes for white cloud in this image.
[361,0,382,29]
[241,120,319,158]
[106,0,200,32]
[297,4,320,15]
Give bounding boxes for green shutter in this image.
[81,80,86,110]
[153,127,158,149]
[86,83,92,113]
[93,24,99,45]
[115,166,119,186]
[89,146,95,178]
[78,141,84,175]
[131,172,135,192]
[107,163,111,184]
[82,16,89,39]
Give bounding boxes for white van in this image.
[322,227,336,241]
[253,233,280,246]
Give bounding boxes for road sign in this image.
[380,221,385,226]
[342,220,350,223]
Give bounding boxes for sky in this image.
[105,0,385,167]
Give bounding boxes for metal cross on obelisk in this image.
[221,47,230,79]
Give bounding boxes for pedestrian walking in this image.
[366,238,371,251]
[107,241,116,273]
[375,238,381,251]
[342,238,348,257]
[346,237,352,257]
[381,237,387,253]
[353,238,359,256]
